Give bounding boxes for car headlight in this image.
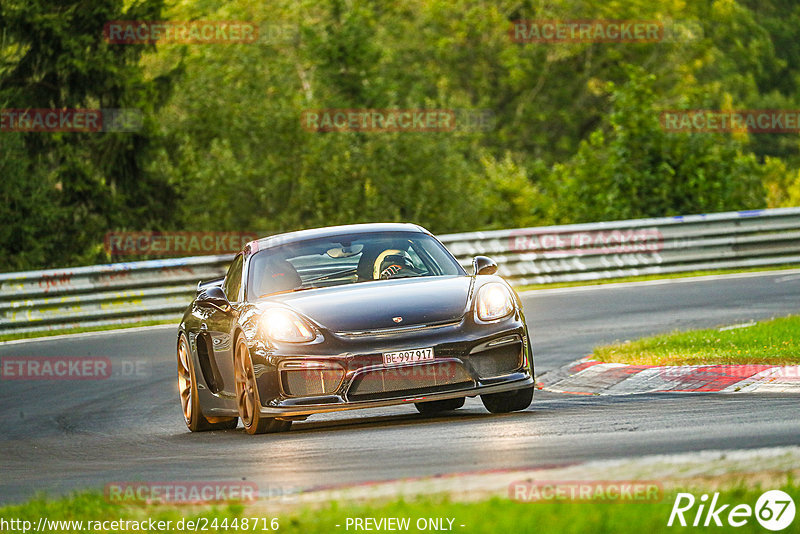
[261,308,315,343]
[475,283,515,321]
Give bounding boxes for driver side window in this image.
[223,254,244,302]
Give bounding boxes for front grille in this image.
[466,342,523,378]
[347,361,473,400]
[280,364,344,397]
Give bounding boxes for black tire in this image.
[481,386,534,414]
[177,333,238,432]
[415,397,465,415]
[234,335,292,435]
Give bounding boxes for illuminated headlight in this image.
[261,308,315,343]
[475,283,515,321]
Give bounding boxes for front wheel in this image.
[177,333,238,432]
[415,397,465,415]
[234,336,292,435]
[481,386,533,414]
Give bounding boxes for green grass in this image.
[516,264,800,292]
[592,315,800,366]
[0,319,177,343]
[1,482,797,533]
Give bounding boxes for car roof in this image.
[246,223,430,253]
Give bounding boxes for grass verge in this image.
[0,481,797,534]
[516,264,800,292]
[592,315,800,366]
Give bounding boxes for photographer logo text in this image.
[668,490,795,531]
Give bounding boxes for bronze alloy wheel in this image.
[177,333,238,431]
[234,335,291,434]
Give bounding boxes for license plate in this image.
[382,347,434,366]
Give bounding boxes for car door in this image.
[205,253,244,398]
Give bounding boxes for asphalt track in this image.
[1,270,799,504]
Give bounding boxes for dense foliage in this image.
[3,0,800,270]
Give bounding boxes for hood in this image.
[262,276,472,332]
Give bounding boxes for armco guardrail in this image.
[0,256,233,335]
[441,207,800,285]
[2,208,800,335]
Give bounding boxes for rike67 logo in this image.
[668,490,795,531]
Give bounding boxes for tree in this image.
[0,0,180,270]
[550,66,766,223]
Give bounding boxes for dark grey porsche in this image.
[177,223,534,434]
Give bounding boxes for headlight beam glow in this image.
[261,308,315,343]
[476,283,515,321]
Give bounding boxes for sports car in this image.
[177,223,534,434]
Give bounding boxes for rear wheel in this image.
[415,397,465,415]
[177,333,238,431]
[234,336,292,435]
[481,386,533,414]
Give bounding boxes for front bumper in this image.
[257,376,533,418]
[245,314,534,418]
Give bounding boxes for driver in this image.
[373,249,421,280]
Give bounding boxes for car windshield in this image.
[246,231,464,300]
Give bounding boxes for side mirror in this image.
[473,255,498,276]
[198,286,232,313]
